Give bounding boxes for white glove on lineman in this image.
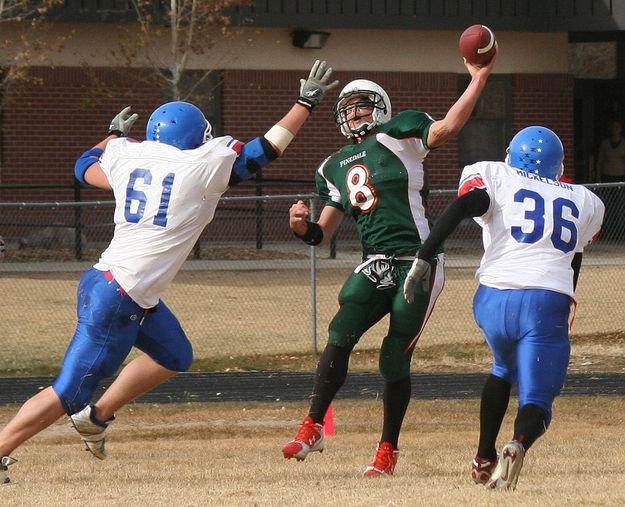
[108,106,139,136]
[403,258,431,304]
[297,60,339,110]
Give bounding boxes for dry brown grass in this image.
[0,265,623,375]
[1,397,624,506]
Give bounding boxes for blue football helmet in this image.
[505,126,564,180]
[146,101,212,150]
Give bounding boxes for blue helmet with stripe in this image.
[505,126,564,180]
[146,101,212,150]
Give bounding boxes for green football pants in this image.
[328,254,444,382]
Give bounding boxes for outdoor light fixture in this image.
[292,29,330,49]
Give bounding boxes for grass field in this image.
[0,397,624,506]
[0,264,624,375]
[1,254,623,505]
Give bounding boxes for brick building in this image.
[0,0,623,203]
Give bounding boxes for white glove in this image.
[403,258,431,304]
[297,60,339,110]
[108,106,138,136]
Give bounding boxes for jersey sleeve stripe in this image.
[458,175,486,197]
[227,139,244,154]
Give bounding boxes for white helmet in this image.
[333,79,392,139]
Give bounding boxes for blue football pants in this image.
[53,268,193,415]
[473,284,571,418]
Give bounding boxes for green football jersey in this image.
[316,110,436,256]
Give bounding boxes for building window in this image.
[569,41,616,79]
[458,75,510,168]
[179,70,222,136]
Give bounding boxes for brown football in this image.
[459,24,497,66]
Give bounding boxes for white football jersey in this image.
[94,136,239,308]
[458,161,604,297]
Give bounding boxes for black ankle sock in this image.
[477,374,512,459]
[381,376,411,448]
[513,404,549,451]
[309,344,351,423]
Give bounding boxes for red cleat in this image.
[282,416,325,461]
[363,442,399,477]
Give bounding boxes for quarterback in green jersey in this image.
[282,53,496,476]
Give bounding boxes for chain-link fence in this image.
[0,185,623,375]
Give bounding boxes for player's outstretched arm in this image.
[264,60,339,156]
[228,61,339,187]
[426,51,497,149]
[74,106,139,190]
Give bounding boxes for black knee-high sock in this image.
[477,374,512,459]
[381,376,411,448]
[513,404,549,451]
[308,344,351,423]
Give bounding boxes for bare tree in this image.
[121,0,249,102]
[0,0,65,102]
[0,0,55,22]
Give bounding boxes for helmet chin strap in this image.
[350,121,374,138]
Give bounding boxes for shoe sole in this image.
[282,439,325,461]
[471,471,491,484]
[487,445,524,491]
[83,441,106,460]
[363,469,393,477]
[471,465,495,485]
[283,447,324,461]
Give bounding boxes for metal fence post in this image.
[73,182,83,260]
[309,198,318,354]
[255,171,264,249]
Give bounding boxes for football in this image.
[459,24,497,66]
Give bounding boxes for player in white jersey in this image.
[403,126,604,490]
[0,60,338,484]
